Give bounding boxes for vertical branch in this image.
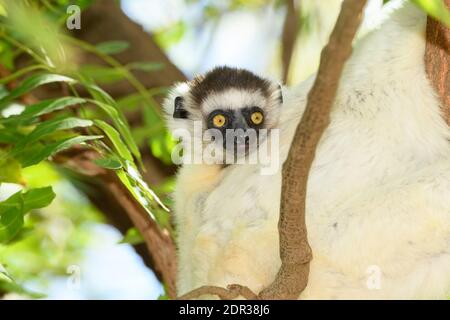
[170,0,368,301]
[425,0,450,126]
[259,0,367,300]
[281,0,300,84]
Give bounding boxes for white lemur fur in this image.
[163,2,450,299]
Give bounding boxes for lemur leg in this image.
[173,164,224,295]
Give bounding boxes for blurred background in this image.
[0,0,390,299]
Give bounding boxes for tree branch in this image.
[178,0,367,300]
[71,0,186,99]
[52,147,178,299]
[425,0,450,126]
[177,285,258,300]
[259,0,367,300]
[281,0,300,84]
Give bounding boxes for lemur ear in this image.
[173,96,189,119]
[277,84,283,104]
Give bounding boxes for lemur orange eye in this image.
[250,111,263,125]
[212,114,226,127]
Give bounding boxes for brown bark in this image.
[258,0,367,300]
[29,0,183,183]
[103,172,177,298]
[177,285,258,300]
[281,0,300,85]
[71,0,186,98]
[65,165,170,286]
[52,147,178,298]
[425,0,450,126]
[179,0,367,300]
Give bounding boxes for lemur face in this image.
[172,66,283,158]
[201,89,270,154]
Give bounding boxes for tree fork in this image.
[178,0,367,300]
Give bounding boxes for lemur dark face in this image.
[205,106,265,152]
[172,66,283,157]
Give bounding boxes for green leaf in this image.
[118,227,144,245]
[94,156,123,169]
[0,207,24,244]
[116,87,168,112]
[0,129,23,144]
[83,81,116,106]
[95,40,130,54]
[412,0,450,27]
[142,106,172,163]
[0,187,56,212]
[0,187,55,243]
[17,135,102,167]
[0,191,24,212]
[127,61,165,72]
[0,40,14,70]
[0,279,46,299]
[115,168,155,221]
[13,117,93,153]
[79,65,125,84]
[0,74,76,110]
[0,150,23,184]
[4,226,33,245]
[116,164,170,224]
[21,186,56,213]
[94,120,133,162]
[0,84,8,100]
[1,97,87,125]
[0,269,45,298]
[89,100,141,163]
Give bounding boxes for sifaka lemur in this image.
[163,1,450,299]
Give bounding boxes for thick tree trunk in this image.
[425,0,450,126]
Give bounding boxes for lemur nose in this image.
[233,129,249,144]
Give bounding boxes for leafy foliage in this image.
[0,0,173,297]
[0,265,45,298]
[0,187,55,243]
[95,40,130,55]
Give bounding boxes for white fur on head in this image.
[162,74,283,156]
[162,81,191,134]
[200,84,282,129]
